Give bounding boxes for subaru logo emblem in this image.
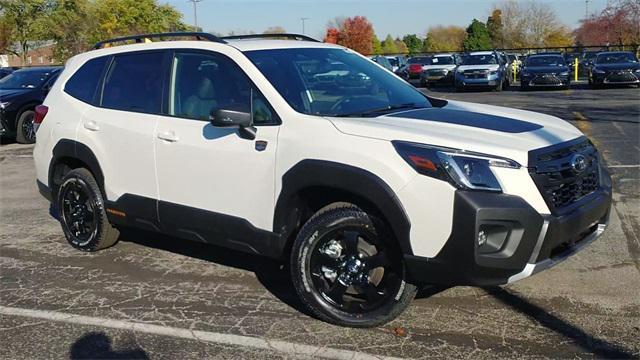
[571,154,587,173]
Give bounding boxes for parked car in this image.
[369,55,393,71]
[520,54,571,90]
[402,56,432,80]
[385,55,406,72]
[454,51,507,91]
[0,68,14,80]
[589,51,640,88]
[0,66,62,143]
[419,53,458,87]
[34,32,611,328]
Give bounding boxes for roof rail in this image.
[93,32,227,49]
[221,33,321,43]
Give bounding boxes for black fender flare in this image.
[49,139,105,195]
[273,159,413,255]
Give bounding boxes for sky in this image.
[165,0,610,39]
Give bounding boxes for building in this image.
[2,43,57,67]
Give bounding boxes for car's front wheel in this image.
[16,110,36,144]
[57,168,119,251]
[290,206,417,327]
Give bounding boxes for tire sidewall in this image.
[291,209,414,327]
[16,110,35,144]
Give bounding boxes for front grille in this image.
[428,69,447,77]
[605,71,638,83]
[529,140,600,212]
[532,74,562,85]
[463,70,488,79]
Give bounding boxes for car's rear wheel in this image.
[291,206,417,327]
[57,168,119,251]
[16,110,36,144]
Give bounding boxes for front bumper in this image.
[405,187,611,286]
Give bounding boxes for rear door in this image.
[76,50,169,230]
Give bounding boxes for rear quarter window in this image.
[64,56,109,105]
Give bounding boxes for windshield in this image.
[596,52,638,64]
[507,55,516,61]
[0,70,53,90]
[245,48,431,117]
[408,57,431,65]
[462,54,497,65]
[429,56,455,65]
[387,58,399,67]
[526,56,565,67]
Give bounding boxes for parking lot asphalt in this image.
[1,84,639,359]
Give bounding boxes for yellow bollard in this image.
[574,58,579,82]
[513,63,517,83]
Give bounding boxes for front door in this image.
[154,50,280,253]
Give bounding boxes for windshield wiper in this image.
[334,103,427,117]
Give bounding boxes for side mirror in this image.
[210,108,256,140]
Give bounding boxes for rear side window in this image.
[65,57,108,105]
[101,52,164,114]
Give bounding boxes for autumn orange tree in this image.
[574,0,640,46]
[323,16,374,55]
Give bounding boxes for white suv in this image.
[34,33,611,327]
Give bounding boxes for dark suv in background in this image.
[0,66,61,143]
[589,51,640,88]
[520,54,570,90]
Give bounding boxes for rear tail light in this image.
[33,105,48,133]
[409,64,423,74]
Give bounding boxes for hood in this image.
[326,100,583,166]
[593,63,640,72]
[523,66,569,74]
[456,64,500,72]
[0,88,30,100]
[422,64,457,71]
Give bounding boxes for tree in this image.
[463,19,492,51]
[47,0,93,62]
[486,9,504,48]
[0,0,53,63]
[337,16,374,55]
[423,25,466,52]
[574,0,640,46]
[543,26,573,47]
[381,34,397,54]
[371,35,382,54]
[494,0,571,48]
[394,38,408,54]
[263,26,286,34]
[324,27,340,44]
[402,34,422,54]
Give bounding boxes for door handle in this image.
[83,120,100,131]
[157,131,179,142]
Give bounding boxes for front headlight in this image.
[521,71,530,77]
[593,68,606,74]
[559,71,569,76]
[0,101,10,109]
[489,70,498,76]
[393,141,520,192]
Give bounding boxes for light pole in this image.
[585,0,590,18]
[189,0,203,30]
[300,17,309,34]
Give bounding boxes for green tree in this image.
[486,9,504,48]
[371,35,382,54]
[381,34,397,54]
[402,34,422,54]
[463,19,492,51]
[263,26,286,34]
[0,0,53,63]
[47,0,93,62]
[423,26,466,52]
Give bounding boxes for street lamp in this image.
[189,0,203,30]
[300,17,309,34]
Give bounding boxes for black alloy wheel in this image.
[16,110,36,144]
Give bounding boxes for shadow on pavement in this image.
[69,332,148,359]
[485,286,636,359]
[118,228,312,317]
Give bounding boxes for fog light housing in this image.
[477,224,510,254]
[477,230,488,247]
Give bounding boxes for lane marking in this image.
[607,165,640,168]
[0,305,397,360]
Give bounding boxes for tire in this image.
[455,83,464,92]
[290,206,417,327]
[521,84,529,91]
[15,110,36,144]
[57,168,119,251]
[495,80,503,92]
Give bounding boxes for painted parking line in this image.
[0,306,398,360]
[607,165,640,168]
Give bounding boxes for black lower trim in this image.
[405,191,543,286]
[104,193,283,259]
[37,180,53,202]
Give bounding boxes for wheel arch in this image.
[49,139,105,198]
[273,160,413,258]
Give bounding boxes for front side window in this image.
[245,48,432,117]
[0,69,55,90]
[65,56,109,104]
[169,51,276,125]
[101,52,164,114]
